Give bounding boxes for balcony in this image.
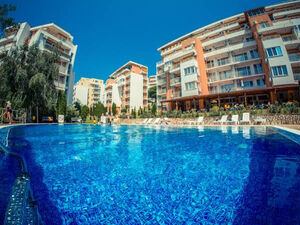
[258,20,295,34]
[207,56,260,71]
[198,22,240,39]
[161,44,182,56]
[202,29,251,48]
[289,54,300,62]
[204,40,256,58]
[170,77,181,86]
[44,43,71,60]
[273,9,300,18]
[164,48,196,62]
[157,89,167,95]
[208,71,264,84]
[293,73,300,80]
[157,79,167,85]
[156,61,164,67]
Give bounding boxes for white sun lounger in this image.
[146,118,153,124]
[142,118,149,124]
[228,115,239,124]
[240,113,250,124]
[214,115,228,125]
[188,116,204,125]
[153,118,160,124]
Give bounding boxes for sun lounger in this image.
[240,113,250,124]
[254,117,266,125]
[214,115,228,125]
[146,118,153,124]
[142,118,149,124]
[153,118,160,124]
[188,116,204,125]
[228,115,239,124]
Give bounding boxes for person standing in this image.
[2,101,13,124]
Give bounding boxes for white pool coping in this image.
[272,126,300,136]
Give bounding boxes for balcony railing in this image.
[289,54,300,62]
[157,89,167,95]
[170,77,181,86]
[157,79,166,85]
[293,73,300,80]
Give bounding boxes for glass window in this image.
[236,66,251,76]
[260,22,270,28]
[184,66,196,76]
[266,46,282,57]
[271,65,288,77]
[243,81,253,87]
[185,82,196,90]
[254,64,263,74]
[250,49,259,58]
[282,36,292,42]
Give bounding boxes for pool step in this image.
[4,172,42,225]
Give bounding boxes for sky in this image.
[6,0,282,81]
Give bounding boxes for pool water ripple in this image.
[1,125,300,224]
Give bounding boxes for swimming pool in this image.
[1,125,300,224]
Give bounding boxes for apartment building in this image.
[105,61,148,113]
[156,0,300,111]
[148,75,157,88]
[0,22,78,105]
[73,77,105,107]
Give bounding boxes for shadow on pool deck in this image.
[9,130,63,224]
[233,136,300,225]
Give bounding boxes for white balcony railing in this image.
[204,40,256,58]
[170,77,181,86]
[289,54,300,62]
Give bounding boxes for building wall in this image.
[156,0,300,110]
[73,85,89,105]
[129,73,143,110]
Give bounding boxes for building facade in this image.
[0,22,78,105]
[148,75,157,89]
[73,77,105,107]
[156,0,300,111]
[105,61,148,113]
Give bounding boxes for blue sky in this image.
[7,0,281,81]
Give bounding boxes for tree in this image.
[131,108,136,119]
[0,44,59,116]
[148,86,157,101]
[65,106,79,122]
[80,105,89,121]
[56,92,67,116]
[0,4,16,36]
[112,102,117,116]
[151,102,157,115]
[74,101,81,114]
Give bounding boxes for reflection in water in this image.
[242,126,250,139]
[232,126,239,134]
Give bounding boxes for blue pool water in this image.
[1,125,300,224]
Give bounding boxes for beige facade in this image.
[74,78,105,107]
[157,0,300,111]
[105,61,148,113]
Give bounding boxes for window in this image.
[259,22,270,28]
[245,36,254,42]
[250,49,259,58]
[254,64,263,74]
[271,65,288,77]
[236,66,251,76]
[248,9,265,17]
[256,79,265,86]
[282,36,292,42]
[234,53,248,62]
[217,57,229,66]
[184,66,196,76]
[243,81,253,87]
[266,46,282,57]
[221,84,234,92]
[185,82,196,91]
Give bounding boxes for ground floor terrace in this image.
[160,84,300,112]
